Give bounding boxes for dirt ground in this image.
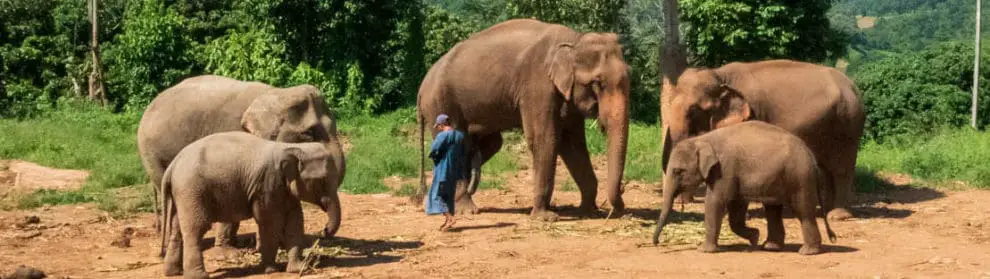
[1,161,990,279]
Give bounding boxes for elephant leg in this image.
[163,214,184,276]
[455,134,503,215]
[825,143,858,221]
[140,156,166,232]
[557,125,600,215]
[253,204,285,273]
[791,197,825,255]
[215,222,240,248]
[177,204,210,279]
[282,206,306,273]
[522,112,561,221]
[727,199,758,249]
[762,204,786,251]
[699,193,727,253]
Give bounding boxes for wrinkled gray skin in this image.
[138,75,346,249]
[416,19,631,220]
[662,60,865,221]
[653,122,836,255]
[160,132,339,278]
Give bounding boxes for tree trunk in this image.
[660,0,690,202]
[973,0,982,128]
[660,0,687,167]
[88,0,106,107]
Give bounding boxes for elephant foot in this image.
[698,243,722,253]
[163,263,183,277]
[182,269,209,279]
[743,230,760,248]
[215,237,245,249]
[762,240,784,252]
[609,198,626,216]
[263,265,281,274]
[286,260,305,273]
[576,203,602,218]
[827,208,855,221]
[798,244,825,255]
[454,197,480,215]
[529,208,559,222]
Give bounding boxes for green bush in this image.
[854,40,990,142]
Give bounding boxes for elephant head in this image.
[280,142,345,237]
[653,139,720,244]
[244,85,347,237]
[548,32,630,210]
[661,68,751,171]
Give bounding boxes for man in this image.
[426,114,466,231]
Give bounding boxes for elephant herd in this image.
[138,19,865,277]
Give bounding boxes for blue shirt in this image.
[429,129,467,183]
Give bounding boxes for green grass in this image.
[478,176,506,191]
[0,100,149,211]
[336,108,420,194]
[583,120,664,183]
[856,128,990,189]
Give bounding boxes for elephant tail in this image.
[811,152,837,243]
[417,107,427,203]
[159,165,175,259]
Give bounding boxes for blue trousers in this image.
[425,180,456,215]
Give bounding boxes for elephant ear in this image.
[710,84,752,128]
[695,141,719,181]
[279,147,303,188]
[242,93,286,140]
[548,43,575,101]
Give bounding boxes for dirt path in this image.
[2,166,990,278]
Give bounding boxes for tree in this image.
[973,0,982,128]
[659,0,688,198]
[88,0,106,106]
[679,0,848,67]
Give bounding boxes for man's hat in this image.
[434,114,450,128]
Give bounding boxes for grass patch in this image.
[393,183,418,197]
[478,176,506,190]
[559,179,578,192]
[856,128,990,189]
[0,100,148,211]
[584,120,663,183]
[336,108,420,194]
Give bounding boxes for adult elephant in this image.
[661,59,865,221]
[416,19,631,220]
[138,75,347,248]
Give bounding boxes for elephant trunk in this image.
[602,92,629,213]
[323,140,346,238]
[652,174,678,245]
[322,191,342,238]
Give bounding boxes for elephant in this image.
[652,121,837,255]
[661,59,865,221]
[416,19,631,220]
[138,75,346,249]
[160,132,340,278]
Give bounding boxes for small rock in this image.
[15,231,41,239]
[110,227,135,248]
[4,266,46,279]
[21,216,40,225]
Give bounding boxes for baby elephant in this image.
[652,121,836,255]
[160,132,337,278]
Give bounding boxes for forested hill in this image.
[827,0,990,143]
[831,0,985,63]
